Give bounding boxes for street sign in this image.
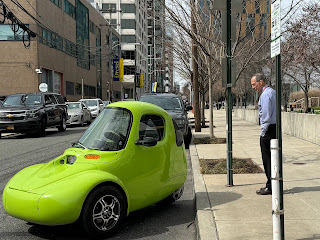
[271,38,281,58]
[271,0,281,58]
[271,0,281,41]
[39,83,48,92]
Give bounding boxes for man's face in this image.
[251,77,263,92]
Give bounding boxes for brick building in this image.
[0,0,120,101]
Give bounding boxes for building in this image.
[0,0,120,101]
[147,0,166,93]
[92,0,149,99]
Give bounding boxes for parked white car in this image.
[79,98,104,118]
[66,102,92,126]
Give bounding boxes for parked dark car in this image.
[139,93,192,148]
[0,93,67,138]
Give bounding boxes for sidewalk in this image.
[190,109,320,240]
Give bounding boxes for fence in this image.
[234,108,320,145]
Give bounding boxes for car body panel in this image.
[3,101,187,226]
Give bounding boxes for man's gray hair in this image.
[252,73,266,83]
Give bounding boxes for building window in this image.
[120,4,136,13]
[121,50,135,60]
[246,14,255,37]
[89,20,95,33]
[64,0,75,18]
[124,66,136,75]
[121,19,136,29]
[50,0,62,8]
[102,3,116,11]
[255,0,260,13]
[121,35,136,43]
[76,0,90,70]
[66,81,75,95]
[0,24,29,41]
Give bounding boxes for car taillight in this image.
[85,154,100,159]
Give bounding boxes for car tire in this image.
[82,185,127,238]
[37,118,46,137]
[58,115,66,132]
[184,127,192,149]
[156,185,184,207]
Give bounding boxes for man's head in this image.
[251,73,267,92]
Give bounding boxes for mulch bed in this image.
[193,137,226,144]
[199,158,264,174]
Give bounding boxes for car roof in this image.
[107,101,170,117]
[140,93,180,98]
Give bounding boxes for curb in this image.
[190,144,219,240]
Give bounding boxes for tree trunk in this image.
[201,88,205,127]
[191,0,201,132]
[208,56,214,137]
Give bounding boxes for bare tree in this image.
[282,2,320,112]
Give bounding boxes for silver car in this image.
[79,98,104,118]
[66,102,92,126]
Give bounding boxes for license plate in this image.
[6,126,14,130]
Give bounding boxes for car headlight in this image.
[175,119,185,126]
[67,155,77,164]
[25,110,39,119]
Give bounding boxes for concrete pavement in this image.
[190,109,320,240]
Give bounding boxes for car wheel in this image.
[37,118,46,137]
[58,115,66,132]
[184,128,192,149]
[156,185,184,207]
[82,185,127,238]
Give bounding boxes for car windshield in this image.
[76,107,132,151]
[67,103,81,109]
[82,100,97,107]
[140,96,182,111]
[3,94,42,106]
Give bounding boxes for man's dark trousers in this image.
[260,124,276,190]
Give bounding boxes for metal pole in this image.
[82,79,84,99]
[276,54,284,239]
[271,139,281,240]
[226,0,233,186]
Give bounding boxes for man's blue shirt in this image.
[258,85,276,137]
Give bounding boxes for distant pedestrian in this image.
[251,73,276,195]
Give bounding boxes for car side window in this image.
[49,95,58,104]
[139,115,165,141]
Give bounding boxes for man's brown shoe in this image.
[256,187,272,195]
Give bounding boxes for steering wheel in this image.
[104,131,126,148]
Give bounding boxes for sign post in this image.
[271,0,284,239]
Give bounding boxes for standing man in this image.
[251,73,276,195]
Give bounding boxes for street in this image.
[0,126,196,240]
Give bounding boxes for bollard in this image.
[271,139,281,240]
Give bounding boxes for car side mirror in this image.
[185,105,192,111]
[135,137,157,147]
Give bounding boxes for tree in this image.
[282,2,320,112]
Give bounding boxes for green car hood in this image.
[9,148,123,192]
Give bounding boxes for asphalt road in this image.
[0,126,196,240]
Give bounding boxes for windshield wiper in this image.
[72,141,87,149]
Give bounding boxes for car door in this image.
[44,94,56,125]
[98,99,104,112]
[125,114,170,211]
[81,102,90,122]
